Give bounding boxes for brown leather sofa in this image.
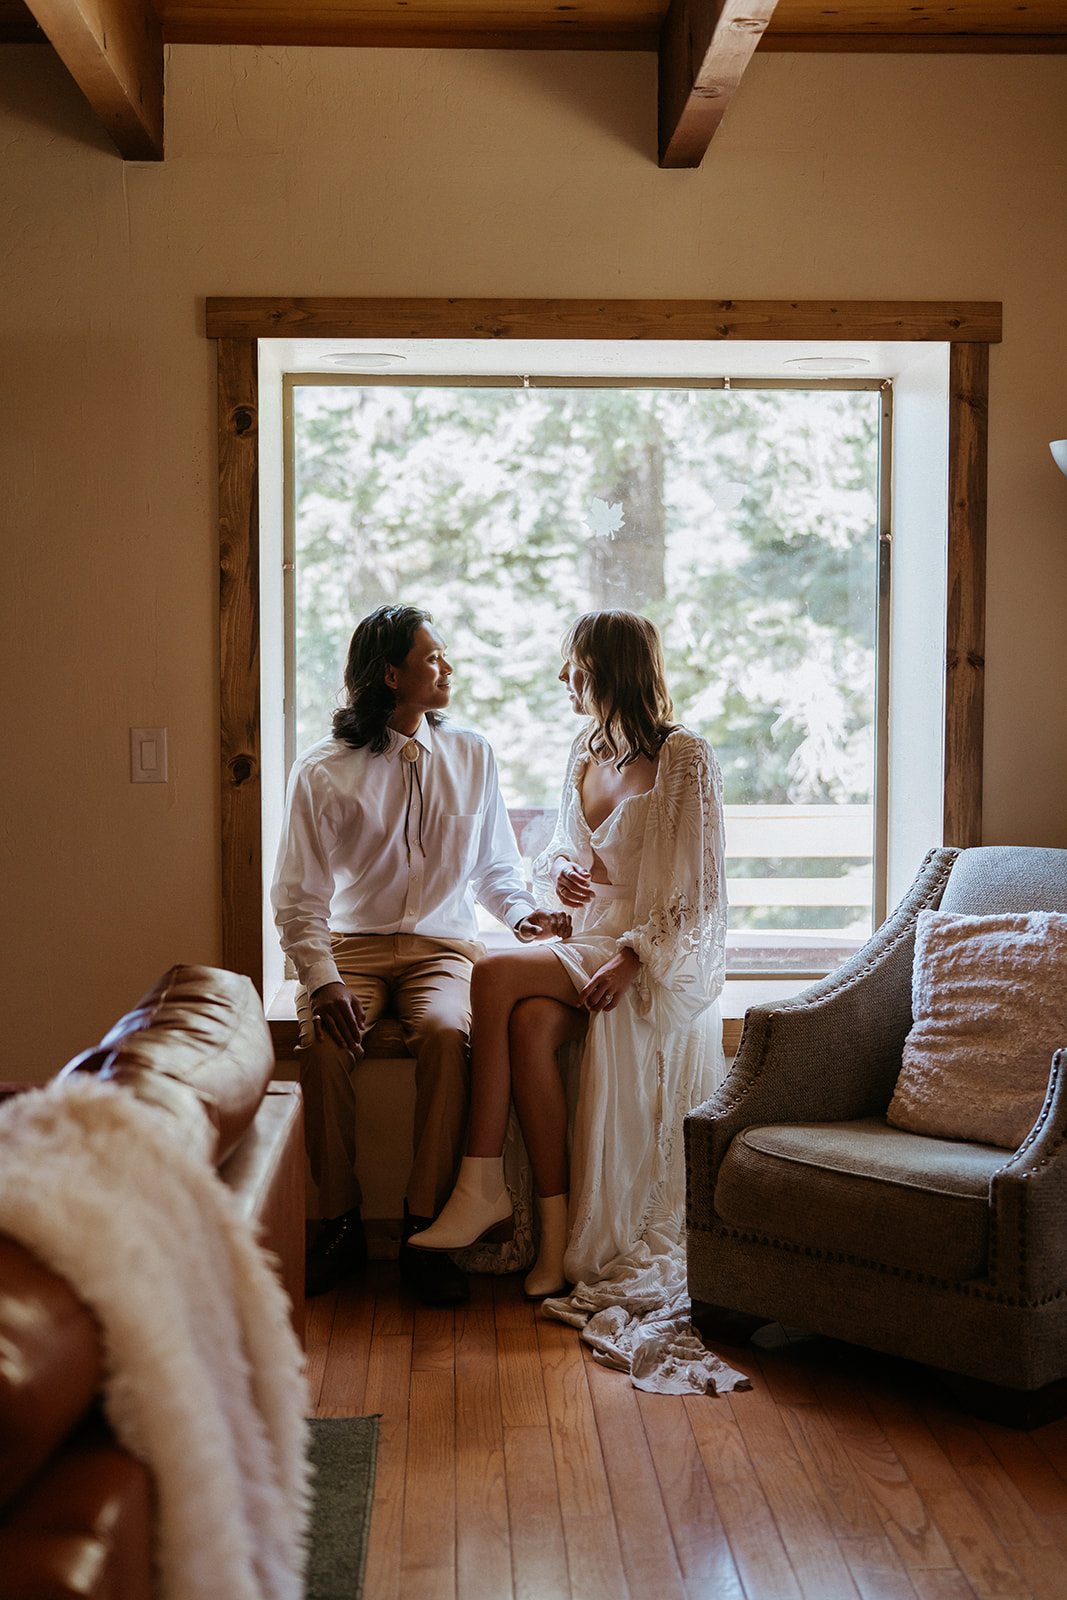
[0,964,304,1599]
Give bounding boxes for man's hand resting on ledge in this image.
[310,982,366,1053]
[514,910,573,942]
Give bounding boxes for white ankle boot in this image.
[524,1192,569,1299]
[407,1157,513,1251]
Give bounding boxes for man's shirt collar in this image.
[383,718,434,760]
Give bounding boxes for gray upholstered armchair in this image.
[685,844,1067,1427]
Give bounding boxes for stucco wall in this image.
[1,44,1065,1074]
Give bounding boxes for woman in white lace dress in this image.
[411,612,740,1391]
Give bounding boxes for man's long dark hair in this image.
[332,604,443,752]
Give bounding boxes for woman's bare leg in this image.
[508,996,587,1197]
[408,949,585,1255]
[466,949,585,1159]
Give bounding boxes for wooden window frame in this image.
[209,297,1000,986]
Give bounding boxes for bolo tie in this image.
[401,739,426,863]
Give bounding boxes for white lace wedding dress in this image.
[531,728,749,1396]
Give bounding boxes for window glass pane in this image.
[291,382,882,973]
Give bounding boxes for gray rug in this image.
[306,1415,380,1600]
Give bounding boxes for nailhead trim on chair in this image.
[989,1052,1067,1303]
[703,1218,1067,1306]
[1006,1058,1067,1173]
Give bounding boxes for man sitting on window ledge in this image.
[271,603,568,1306]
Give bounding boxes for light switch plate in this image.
[130,727,168,783]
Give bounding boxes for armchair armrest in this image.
[990,1047,1067,1302]
[686,847,959,1202]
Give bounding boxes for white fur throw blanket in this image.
[0,1076,311,1600]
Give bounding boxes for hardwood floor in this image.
[306,1261,1067,1600]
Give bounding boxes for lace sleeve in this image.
[622,730,728,1031]
[532,733,590,907]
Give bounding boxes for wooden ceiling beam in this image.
[204,296,1003,343]
[24,0,164,159]
[658,0,777,169]
[761,32,1067,53]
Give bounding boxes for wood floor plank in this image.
[777,1350,934,1548]
[303,1289,336,1412]
[909,1572,982,1600]
[535,1319,615,1518]
[931,1413,1061,1540]
[918,1483,1033,1600]
[317,1275,375,1412]
[493,1273,538,1328]
[807,1368,960,1578]
[412,1302,456,1373]
[1031,1422,1067,1478]
[1031,1420,1067,1478]
[400,1368,456,1600]
[1041,1512,1067,1563]
[373,1260,415,1336]
[456,1293,504,1454]
[584,1356,688,1600]
[494,1276,548,1427]
[731,1379,864,1599]
[750,1332,825,1406]
[505,1424,571,1600]
[684,1388,805,1599]
[863,1387,969,1493]
[1032,1425,1067,1564]
[838,1534,923,1599]
[1000,1545,1067,1600]
[865,1390,1040,1598]
[924,1413,1067,1599]
[781,1397,891,1541]
[457,1446,514,1600]
[976,1422,1067,1517]
[361,1328,414,1600]
[536,1316,629,1600]
[636,1390,745,1595]
[498,1326,549,1428]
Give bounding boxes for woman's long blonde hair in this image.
[563,610,677,767]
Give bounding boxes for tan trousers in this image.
[296,932,482,1222]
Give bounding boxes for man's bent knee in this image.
[410,1023,470,1079]
[298,1034,362,1084]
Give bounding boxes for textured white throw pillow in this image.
[887,909,1067,1150]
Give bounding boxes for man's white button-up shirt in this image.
[271,718,538,995]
